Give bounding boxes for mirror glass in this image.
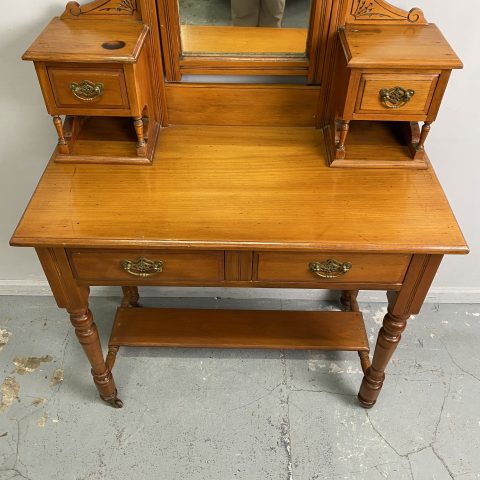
[178,0,311,57]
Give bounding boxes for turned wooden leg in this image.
[53,115,69,154]
[335,120,350,159]
[416,122,432,152]
[121,286,140,308]
[133,116,147,157]
[355,255,443,408]
[340,290,359,311]
[69,307,123,408]
[358,309,408,408]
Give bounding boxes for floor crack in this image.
[280,351,293,480]
[226,383,282,413]
[431,446,455,479]
[366,413,404,458]
[442,341,480,384]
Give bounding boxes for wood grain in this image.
[340,24,463,70]
[22,17,149,63]
[110,307,370,351]
[11,125,468,254]
[166,84,319,126]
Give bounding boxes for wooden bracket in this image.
[346,0,427,24]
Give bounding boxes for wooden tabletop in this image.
[340,24,463,70]
[11,126,468,254]
[22,17,149,63]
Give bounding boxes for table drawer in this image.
[356,73,439,116]
[47,67,130,109]
[256,252,411,285]
[68,250,224,283]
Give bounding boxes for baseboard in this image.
[0,281,478,304]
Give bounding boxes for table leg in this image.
[121,286,140,308]
[69,307,122,408]
[36,248,122,408]
[358,309,408,407]
[357,254,443,408]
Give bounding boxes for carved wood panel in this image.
[346,0,427,24]
[62,0,141,19]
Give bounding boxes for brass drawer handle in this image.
[309,259,352,279]
[379,86,415,109]
[121,257,164,277]
[70,80,104,101]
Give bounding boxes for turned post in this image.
[69,307,123,408]
[121,286,140,308]
[335,120,350,159]
[358,310,408,408]
[52,115,69,154]
[416,121,432,152]
[133,116,147,157]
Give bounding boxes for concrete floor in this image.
[0,295,479,480]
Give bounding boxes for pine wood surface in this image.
[22,17,149,63]
[109,307,370,351]
[165,84,319,126]
[11,125,467,254]
[180,25,307,56]
[340,24,463,70]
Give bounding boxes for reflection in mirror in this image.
[179,0,310,57]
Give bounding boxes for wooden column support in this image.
[69,307,122,408]
[357,254,443,407]
[133,116,147,157]
[358,310,408,407]
[53,115,69,154]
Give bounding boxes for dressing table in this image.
[11,0,468,409]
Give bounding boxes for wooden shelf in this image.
[109,307,369,351]
[325,121,429,169]
[55,116,159,165]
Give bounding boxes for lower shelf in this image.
[325,121,428,169]
[55,116,160,165]
[109,307,369,351]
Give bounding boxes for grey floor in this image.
[0,296,479,480]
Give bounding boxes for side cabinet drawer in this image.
[68,250,225,283]
[256,252,411,285]
[47,67,130,109]
[356,73,439,116]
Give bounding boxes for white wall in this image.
[0,0,478,300]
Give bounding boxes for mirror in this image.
[178,0,311,57]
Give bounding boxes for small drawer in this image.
[68,250,224,283]
[256,252,411,285]
[356,74,439,116]
[47,67,130,109]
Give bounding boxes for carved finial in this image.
[64,1,82,16]
[348,0,427,25]
[61,0,139,19]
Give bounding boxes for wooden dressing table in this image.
[11,0,468,409]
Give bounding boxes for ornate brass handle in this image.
[70,80,104,101]
[309,259,352,279]
[121,257,164,277]
[379,86,415,109]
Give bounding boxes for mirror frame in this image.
[158,0,333,83]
